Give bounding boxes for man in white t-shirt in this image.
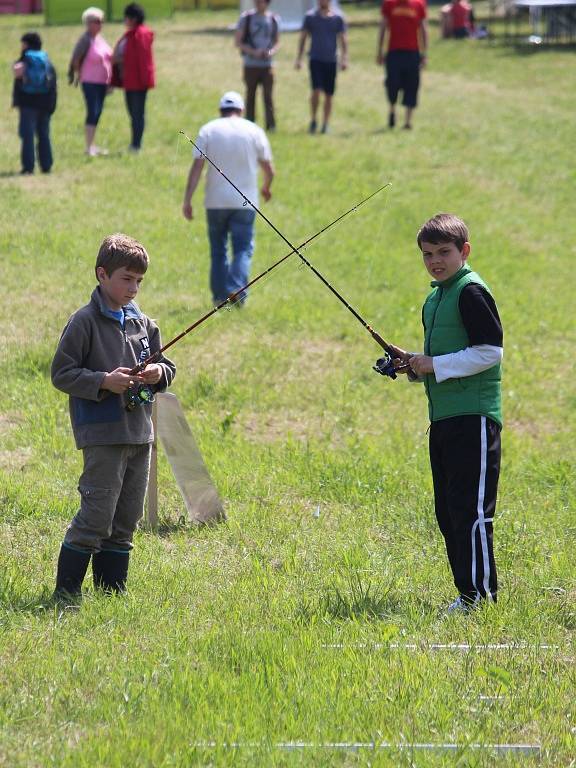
[182,91,275,304]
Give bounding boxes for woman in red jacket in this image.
[113,2,155,152]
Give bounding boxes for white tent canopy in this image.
[239,0,342,32]
[515,0,576,5]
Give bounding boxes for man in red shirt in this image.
[441,0,475,38]
[376,0,428,130]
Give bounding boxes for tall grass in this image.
[0,8,574,766]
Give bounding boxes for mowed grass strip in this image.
[0,9,574,767]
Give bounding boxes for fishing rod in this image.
[126,183,400,408]
[180,131,407,378]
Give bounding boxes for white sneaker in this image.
[86,146,108,157]
[446,596,472,614]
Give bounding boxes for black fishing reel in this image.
[373,354,397,380]
[126,383,155,411]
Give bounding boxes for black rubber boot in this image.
[54,544,92,602]
[92,549,130,593]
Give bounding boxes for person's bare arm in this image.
[235,17,258,57]
[376,17,387,64]
[295,28,308,68]
[182,157,205,221]
[420,19,429,66]
[256,19,281,61]
[339,30,349,70]
[234,23,247,51]
[259,159,274,202]
[269,21,280,57]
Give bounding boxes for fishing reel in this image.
[126,383,155,411]
[373,354,398,380]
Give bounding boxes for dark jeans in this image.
[206,208,256,303]
[125,89,148,149]
[18,106,53,173]
[82,82,107,126]
[244,66,275,130]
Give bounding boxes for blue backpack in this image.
[22,50,52,95]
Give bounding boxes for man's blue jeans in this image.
[206,208,256,303]
[19,107,53,173]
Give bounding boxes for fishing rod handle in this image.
[129,351,161,376]
[369,328,395,356]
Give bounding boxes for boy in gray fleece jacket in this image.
[51,233,176,599]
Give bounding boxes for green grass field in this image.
[1,8,575,766]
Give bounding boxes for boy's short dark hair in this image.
[21,32,42,50]
[96,234,149,277]
[417,213,470,251]
[124,2,145,24]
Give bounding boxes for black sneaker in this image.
[308,120,317,134]
[388,112,396,129]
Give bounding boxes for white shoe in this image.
[446,595,472,614]
[86,146,108,157]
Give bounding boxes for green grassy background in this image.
[1,9,575,766]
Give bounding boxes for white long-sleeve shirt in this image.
[433,344,503,382]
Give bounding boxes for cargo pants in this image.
[64,444,151,553]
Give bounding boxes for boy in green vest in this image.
[389,214,503,613]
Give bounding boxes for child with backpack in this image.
[12,32,57,175]
[235,0,280,131]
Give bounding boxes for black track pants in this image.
[429,415,501,603]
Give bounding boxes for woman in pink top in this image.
[69,7,113,156]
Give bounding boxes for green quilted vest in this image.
[422,264,502,426]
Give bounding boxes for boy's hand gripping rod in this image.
[130,135,408,378]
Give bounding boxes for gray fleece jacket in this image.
[51,287,176,449]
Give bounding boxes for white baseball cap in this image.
[219,91,245,111]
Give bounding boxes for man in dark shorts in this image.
[295,0,348,135]
[377,0,428,130]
